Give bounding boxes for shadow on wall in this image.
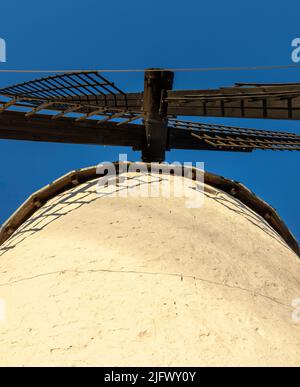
[0,174,164,256]
[0,173,291,257]
[203,190,291,253]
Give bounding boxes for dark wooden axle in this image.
[142,70,174,162]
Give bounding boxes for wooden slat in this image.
[168,124,300,151]
[169,127,252,152]
[167,86,300,120]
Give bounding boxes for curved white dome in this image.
[0,167,299,366]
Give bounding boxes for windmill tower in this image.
[0,70,300,366]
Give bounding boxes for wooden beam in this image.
[0,110,144,148]
[167,88,300,120]
[142,69,174,162]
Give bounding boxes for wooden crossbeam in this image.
[1,72,300,161]
[0,110,145,149]
[167,86,300,120]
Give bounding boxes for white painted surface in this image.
[0,172,299,366]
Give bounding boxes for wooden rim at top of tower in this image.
[0,162,299,258]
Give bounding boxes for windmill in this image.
[1,69,300,367]
[0,69,300,163]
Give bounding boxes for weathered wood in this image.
[167,87,300,120]
[168,120,300,151]
[169,127,252,152]
[0,110,145,148]
[1,72,300,158]
[142,70,174,162]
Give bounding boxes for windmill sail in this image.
[0,71,143,119]
[168,119,300,151]
[167,83,300,120]
[0,70,300,161]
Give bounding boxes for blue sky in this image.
[0,0,299,240]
